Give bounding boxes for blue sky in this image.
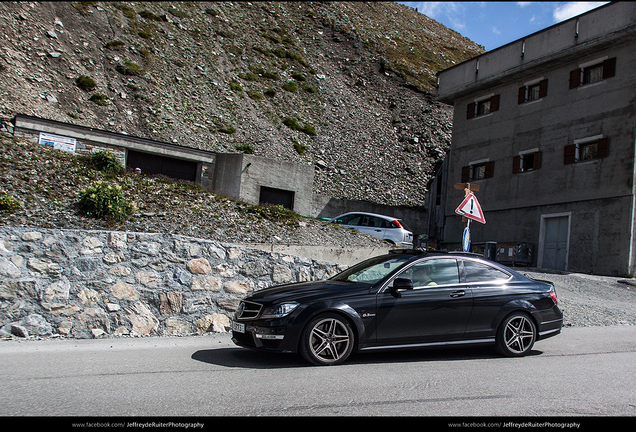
[397,2,610,51]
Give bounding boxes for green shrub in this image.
[248,90,263,100]
[246,204,299,223]
[282,81,297,93]
[89,93,109,106]
[235,143,254,154]
[76,75,97,91]
[283,118,316,136]
[91,150,123,175]
[219,126,236,134]
[292,139,306,155]
[105,40,125,49]
[239,72,258,81]
[116,61,146,76]
[77,181,134,221]
[229,80,243,92]
[0,191,21,213]
[138,10,161,21]
[291,72,305,82]
[264,89,276,97]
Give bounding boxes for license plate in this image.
[232,320,245,333]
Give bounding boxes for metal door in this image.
[542,215,569,271]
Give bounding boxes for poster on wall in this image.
[38,132,76,153]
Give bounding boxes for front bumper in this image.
[231,319,302,353]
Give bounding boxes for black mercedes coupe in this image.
[231,250,563,365]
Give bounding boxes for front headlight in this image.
[260,302,300,319]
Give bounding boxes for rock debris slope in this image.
[0,1,483,207]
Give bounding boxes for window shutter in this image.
[539,79,548,98]
[533,151,542,169]
[518,87,526,104]
[484,161,495,179]
[461,166,470,183]
[466,102,475,119]
[512,156,521,173]
[569,69,581,89]
[564,144,576,164]
[597,137,609,158]
[602,57,616,79]
[490,94,500,112]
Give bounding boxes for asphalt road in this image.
[0,325,635,419]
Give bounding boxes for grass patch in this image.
[235,143,254,154]
[283,118,316,136]
[116,61,146,76]
[89,93,109,106]
[75,75,97,91]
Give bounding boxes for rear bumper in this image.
[537,306,563,341]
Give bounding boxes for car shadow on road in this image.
[191,345,545,369]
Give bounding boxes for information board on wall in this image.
[38,132,76,153]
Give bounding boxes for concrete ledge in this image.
[240,244,392,266]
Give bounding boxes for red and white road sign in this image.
[455,192,486,224]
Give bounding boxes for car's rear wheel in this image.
[495,312,536,357]
[299,313,354,366]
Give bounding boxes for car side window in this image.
[398,259,460,288]
[368,216,384,227]
[337,214,362,225]
[463,260,510,283]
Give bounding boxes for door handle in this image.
[450,290,465,298]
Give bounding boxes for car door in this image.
[375,258,473,346]
[459,258,513,340]
[352,214,385,240]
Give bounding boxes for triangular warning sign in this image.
[455,192,486,224]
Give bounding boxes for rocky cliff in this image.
[0,1,483,207]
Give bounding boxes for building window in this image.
[569,57,616,89]
[467,94,500,119]
[518,79,547,104]
[563,137,609,164]
[461,160,494,182]
[513,151,541,173]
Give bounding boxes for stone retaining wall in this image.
[0,227,344,339]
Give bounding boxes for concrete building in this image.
[11,114,313,215]
[432,2,636,276]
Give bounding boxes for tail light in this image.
[392,220,403,229]
[549,289,558,305]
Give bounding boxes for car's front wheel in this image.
[299,313,354,366]
[495,312,536,356]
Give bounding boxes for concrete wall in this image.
[0,227,344,340]
[312,194,428,239]
[436,2,636,103]
[240,154,314,217]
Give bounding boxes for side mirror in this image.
[390,278,413,298]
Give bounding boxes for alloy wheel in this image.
[301,315,354,365]
[503,315,535,354]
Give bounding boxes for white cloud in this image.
[552,2,609,23]
[517,2,533,8]
[492,26,501,35]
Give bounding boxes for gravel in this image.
[521,268,636,327]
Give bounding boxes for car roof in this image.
[388,249,484,259]
[332,212,401,220]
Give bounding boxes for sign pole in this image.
[454,182,485,252]
[464,184,471,252]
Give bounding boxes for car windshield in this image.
[331,255,413,284]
